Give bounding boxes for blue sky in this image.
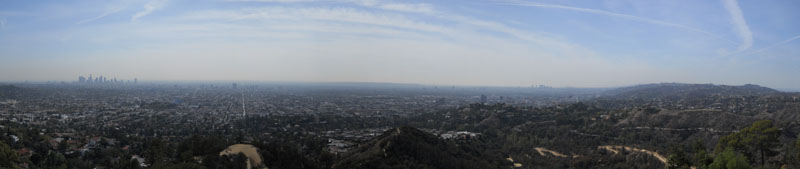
[0,0,798,89]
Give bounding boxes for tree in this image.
[0,142,20,169]
[668,144,690,169]
[44,151,68,169]
[57,140,69,152]
[219,153,248,169]
[746,120,780,166]
[150,162,207,169]
[694,150,712,169]
[692,139,712,168]
[144,139,170,166]
[716,120,780,166]
[709,147,750,169]
[796,136,800,162]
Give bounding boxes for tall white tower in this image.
[241,92,246,117]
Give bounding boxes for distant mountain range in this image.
[602,83,780,100]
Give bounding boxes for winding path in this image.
[534,147,580,158]
[598,145,667,164]
[533,145,668,165]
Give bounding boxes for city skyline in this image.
[76,74,138,84]
[17,74,799,93]
[1,0,799,89]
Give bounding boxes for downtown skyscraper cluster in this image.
[77,74,136,84]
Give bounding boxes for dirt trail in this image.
[598,145,668,164]
[534,145,669,168]
[623,126,737,133]
[506,156,523,167]
[534,147,580,158]
[220,144,269,169]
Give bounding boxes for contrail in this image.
[76,7,125,25]
[738,35,800,57]
[495,0,735,44]
[722,0,753,52]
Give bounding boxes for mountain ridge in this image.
[333,126,501,169]
[603,83,779,100]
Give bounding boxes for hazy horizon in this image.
[1,0,799,89]
[5,79,800,92]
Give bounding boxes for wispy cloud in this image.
[227,0,318,2]
[224,0,576,47]
[77,6,126,25]
[0,18,6,29]
[497,0,719,38]
[132,0,168,21]
[437,13,588,54]
[375,3,435,14]
[229,0,436,14]
[185,5,586,57]
[185,1,597,60]
[721,0,753,52]
[218,7,449,34]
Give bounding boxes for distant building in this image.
[480,95,487,103]
[77,74,131,84]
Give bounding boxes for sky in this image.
[0,0,798,89]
